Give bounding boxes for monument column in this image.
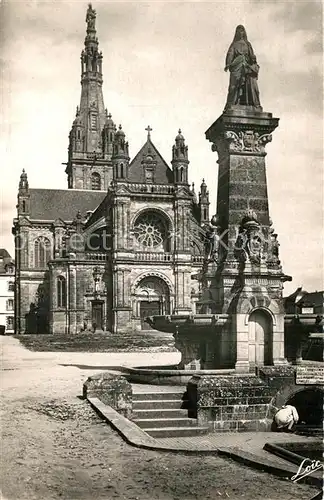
[204,25,291,372]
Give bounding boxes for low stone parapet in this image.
[83,372,132,418]
[187,374,274,432]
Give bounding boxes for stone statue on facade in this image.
[224,25,262,109]
[267,219,281,266]
[86,3,96,30]
[204,214,221,263]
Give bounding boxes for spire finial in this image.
[145,125,152,139]
[19,169,28,191]
[178,128,182,134]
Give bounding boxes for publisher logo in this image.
[291,458,323,483]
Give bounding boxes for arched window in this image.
[57,276,67,308]
[77,130,81,140]
[91,172,101,190]
[120,163,124,178]
[34,237,51,268]
[22,200,26,212]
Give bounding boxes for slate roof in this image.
[29,189,106,221]
[128,138,173,184]
[297,291,324,309]
[284,288,324,314]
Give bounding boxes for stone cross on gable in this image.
[145,125,152,139]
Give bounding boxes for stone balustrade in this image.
[192,255,204,265]
[127,183,174,194]
[85,252,109,261]
[135,252,173,262]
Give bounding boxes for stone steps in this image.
[133,399,185,410]
[133,408,188,419]
[133,391,184,401]
[134,417,198,429]
[145,426,209,438]
[132,387,209,438]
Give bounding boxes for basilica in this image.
[13,5,209,334]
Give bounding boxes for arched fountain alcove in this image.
[248,308,273,366]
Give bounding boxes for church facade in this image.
[13,5,208,335]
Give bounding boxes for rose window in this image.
[134,213,166,248]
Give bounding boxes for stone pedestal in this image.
[205,106,291,370]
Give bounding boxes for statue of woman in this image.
[86,4,96,30]
[224,25,261,109]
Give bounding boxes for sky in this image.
[0,0,323,295]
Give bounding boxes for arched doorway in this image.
[248,309,273,366]
[134,276,170,330]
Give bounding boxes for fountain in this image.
[142,25,291,377]
[118,26,323,433]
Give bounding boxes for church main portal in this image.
[134,276,170,330]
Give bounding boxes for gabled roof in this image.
[28,189,106,222]
[128,138,173,184]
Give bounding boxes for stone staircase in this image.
[132,388,209,438]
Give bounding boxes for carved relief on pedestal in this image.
[224,130,272,153]
[234,210,266,265]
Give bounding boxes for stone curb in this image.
[87,396,323,489]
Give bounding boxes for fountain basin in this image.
[119,365,235,385]
[146,313,229,334]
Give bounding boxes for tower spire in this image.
[66,4,109,189]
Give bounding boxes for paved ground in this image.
[0,336,321,500]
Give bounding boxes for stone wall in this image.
[83,373,132,418]
[187,365,323,432]
[187,374,274,431]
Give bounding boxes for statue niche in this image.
[224,25,262,110]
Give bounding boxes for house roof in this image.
[0,249,11,259]
[29,189,106,221]
[128,138,173,184]
[284,287,308,304]
[0,249,14,274]
[297,291,324,308]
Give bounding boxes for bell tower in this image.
[198,179,209,225]
[171,129,189,185]
[17,169,30,217]
[66,3,113,190]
